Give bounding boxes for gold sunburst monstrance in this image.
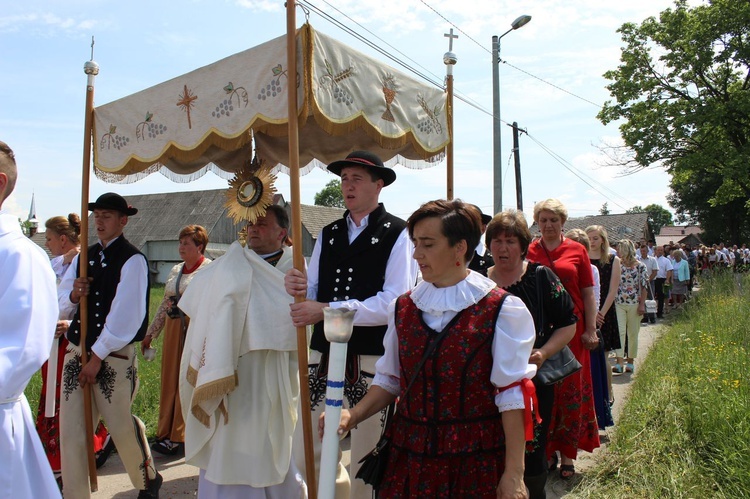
[225,157,277,227]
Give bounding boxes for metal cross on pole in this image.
[444,28,459,52]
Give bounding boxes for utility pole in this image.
[511,121,526,211]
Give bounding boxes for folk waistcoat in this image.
[67,236,150,352]
[389,288,509,457]
[310,204,406,356]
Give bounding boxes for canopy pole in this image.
[443,31,457,200]
[286,4,317,499]
[79,42,99,493]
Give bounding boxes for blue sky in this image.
[1,0,680,226]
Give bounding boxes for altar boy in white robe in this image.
[180,204,306,499]
[0,140,61,498]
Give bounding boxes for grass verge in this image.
[574,273,750,498]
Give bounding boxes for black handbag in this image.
[532,265,582,385]
[356,322,452,489]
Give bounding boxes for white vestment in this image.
[0,213,61,499]
[179,243,305,497]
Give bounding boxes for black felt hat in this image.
[470,204,492,225]
[88,192,138,216]
[326,150,396,186]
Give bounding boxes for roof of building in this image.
[658,225,702,237]
[531,212,651,243]
[87,189,248,250]
[299,203,345,237]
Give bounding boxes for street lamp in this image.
[492,14,531,215]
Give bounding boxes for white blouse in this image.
[373,271,537,413]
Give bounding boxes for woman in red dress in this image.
[526,199,600,480]
[326,200,537,498]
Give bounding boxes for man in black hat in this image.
[285,151,417,498]
[58,192,162,498]
[468,204,492,276]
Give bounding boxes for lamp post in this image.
[492,14,531,215]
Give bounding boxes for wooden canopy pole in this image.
[443,30,457,200]
[78,41,99,493]
[286,4,318,498]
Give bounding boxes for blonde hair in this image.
[565,228,590,251]
[45,214,81,245]
[618,239,638,266]
[533,198,568,225]
[585,225,611,264]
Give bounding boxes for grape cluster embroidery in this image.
[136,112,167,142]
[100,124,130,151]
[214,82,249,118]
[257,64,288,101]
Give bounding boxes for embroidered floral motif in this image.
[199,338,207,369]
[371,237,379,244]
[62,356,82,401]
[384,222,391,228]
[308,364,327,410]
[329,238,335,246]
[97,361,117,403]
[344,372,368,407]
[213,82,248,119]
[135,111,167,141]
[332,224,339,231]
[257,64,289,102]
[99,124,130,151]
[126,364,137,382]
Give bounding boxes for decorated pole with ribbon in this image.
[78,38,99,492]
[286,2,318,498]
[318,308,356,499]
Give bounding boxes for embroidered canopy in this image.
[93,24,448,182]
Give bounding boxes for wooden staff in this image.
[78,45,99,492]
[286,4,317,498]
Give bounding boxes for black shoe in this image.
[95,434,116,469]
[137,472,163,499]
[151,439,183,456]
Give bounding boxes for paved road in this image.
[89,321,663,498]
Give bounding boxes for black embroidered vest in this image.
[67,236,150,352]
[310,204,406,356]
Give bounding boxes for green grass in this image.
[25,284,166,439]
[574,273,750,498]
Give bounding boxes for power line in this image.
[297,1,634,211]
[418,0,603,109]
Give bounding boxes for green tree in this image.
[626,203,674,236]
[314,179,345,208]
[599,202,610,215]
[598,0,750,242]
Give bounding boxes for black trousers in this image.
[655,277,666,316]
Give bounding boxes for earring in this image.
[455,260,461,267]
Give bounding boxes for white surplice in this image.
[179,243,305,498]
[0,212,61,499]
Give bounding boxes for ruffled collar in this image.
[410,270,497,314]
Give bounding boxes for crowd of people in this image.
[7,138,743,498]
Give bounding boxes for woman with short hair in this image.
[526,199,600,480]
[143,225,211,456]
[329,199,537,498]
